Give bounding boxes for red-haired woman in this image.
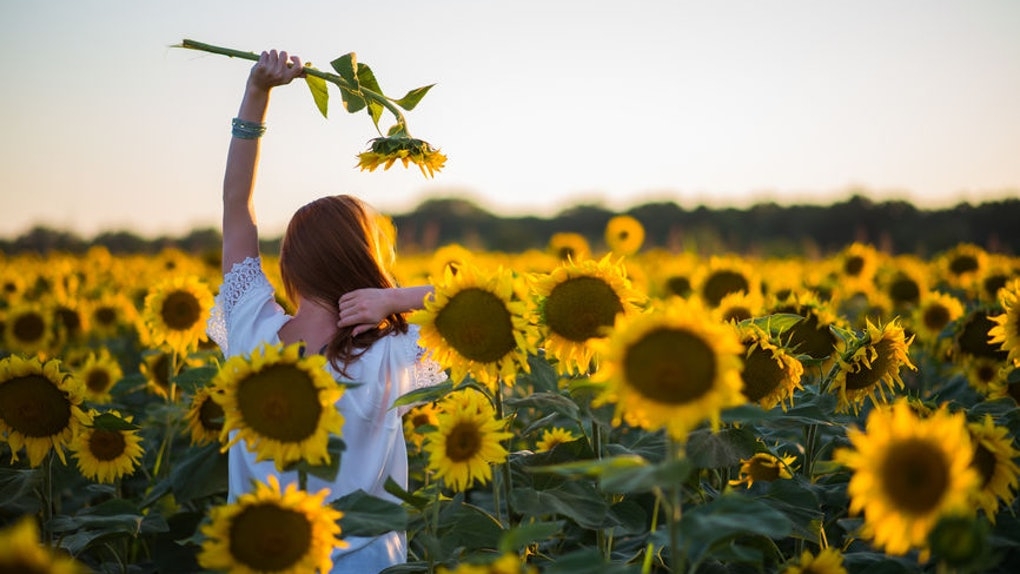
[206,49,442,572]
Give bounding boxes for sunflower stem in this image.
[666,436,686,574]
[176,39,409,135]
[39,450,54,545]
[299,469,308,492]
[493,387,514,527]
[641,495,662,574]
[803,423,818,480]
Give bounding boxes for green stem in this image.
[493,387,513,526]
[667,436,686,574]
[641,496,662,574]
[177,39,408,132]
[40,450,54,545]
[299,469,308,492]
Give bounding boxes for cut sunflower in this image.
[0,514,88,573]
[829,319,916,415]
[966,414,1020,522]
[833,399,980,557]
[411,264,538,390]
[590,298,746,441]
[988,278,1020,367]
[423,389,513,492]
[531,254,646,376]
[141,274,215,355]
[0,355,90,467]
[211,342,345,471]
[356,135,446,178]
[71,409,144,484]
[198,474,345,574]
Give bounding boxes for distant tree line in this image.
[2,194,1017,259]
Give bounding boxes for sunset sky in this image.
[1,0,1018,238]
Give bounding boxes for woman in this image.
[206,49,442,572]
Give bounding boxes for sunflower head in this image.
[532,255,646,376]
[403,401,441,451]
[0,355,89,467]
[780,547,847,574]
[0,515,89,573]
[411,264,538,390]
[911,290,965,346]
[199,474,346,573]
[75,349,124,404]
[694,256,761,308]
[535,426,580,453]
[356,135,446,178]
[186,386,226,447]
[602,214,645,257]
[767,292,845,366]
[2,300,56,356]
[936,243,988,291]
[141,275,214,356]
[547,232,592,262]
[834,400,981,557]
[728,451,797,489]
[71,409,144,484]
[966,414,1020,522]
[590,298,746,441]
[951,307,1011,365]
[736,323,804,411]
[423,389,513,492]
[988,278,1020,367]
[830,318,916,415]
[212,342,345,471]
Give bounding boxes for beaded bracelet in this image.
[231,117,266,139]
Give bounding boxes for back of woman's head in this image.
[279,195,407,374]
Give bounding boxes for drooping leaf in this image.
[356,62,385,128]
[393,379,453,408]
[510,482,610,529]
[599,458,692,494]
[330,53,366,113]
[685,426,758,469]
[394,84,435,111]
[672,493,792,568]
[305,73,329,118]
[505,391,581,421]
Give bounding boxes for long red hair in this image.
[279,195,407,376]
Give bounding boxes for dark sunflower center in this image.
[844,256,865,276]
[88,429,127,461]
[445,421,482,462]
[843,338,897,391]
[701,271,749,307]
[199,396,225,432]
[85,368,112,393]
[976,363,997,384]
[971,443,996,489]
[236,365,322,443]
[666,276,692,298]
[0,375,72,437]
[958,312,1009,360]
[161,290,201,331]
[411,414,431,428]
[982,275,1007,300]
[721,306,752,323]
[94,306,117,327]
[949,255,979,276]
[880,438,950,514]
[617,231,629,241]
[434,288,516,363]
[12,312,45,344]
[557,247,576,260]
[0,560,50,574]
[150,354,171,390]
[923,304,951,332]
[228,503,313,571]
[623,328,717,405]
[889,277,920,306]
[748,458,782,482]
[740,344,785,403]
[544,277,623,342]
[56,306,83,336]
[785,311,836,360]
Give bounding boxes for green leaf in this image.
[540,548,636,574]
[528,454,647,480]
[356,63,385,128]
[330,53,366,114]
[393,379,453,408]
[673,493,792,568]
[0,467,41,514]
[685,426,759,469]
[759,479,825,540]
[332,490,408,537]
[90,412,140,431]
[142,441,227,507]
[510,482,609,529]
[498,520,564,553]
[505,391,581,421]
[742,313,804,337]
[305,73,329,118]
[293,435,345,482]
[437,501,504,553]
[384,476,433,510]
[599,458,692,494]
[172,366,218,395]
[393,84,435,111]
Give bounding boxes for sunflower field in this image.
[2,225,1019,574]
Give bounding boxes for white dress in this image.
[207,257,445,573]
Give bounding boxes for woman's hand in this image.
[338,288,395,336]
[248,49,305,92]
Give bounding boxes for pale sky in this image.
[1,0,1018,239]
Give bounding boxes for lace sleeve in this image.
[207,257,271,356]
